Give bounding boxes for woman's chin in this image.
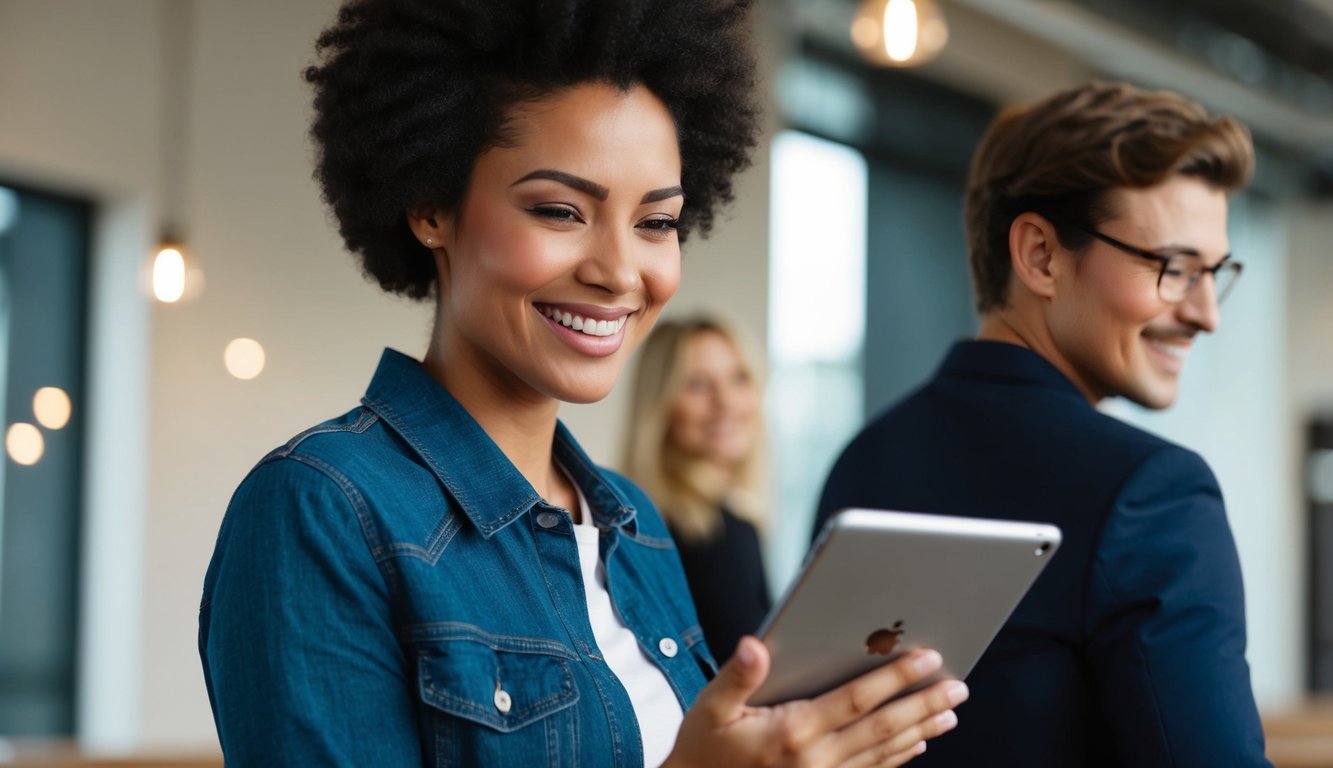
[552,380,618,405]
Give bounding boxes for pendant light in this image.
[851,0,949,68]
[152,0,200,304]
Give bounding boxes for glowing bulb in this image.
[6,423,44,465]
[851,0,948,68]
[153,246,186,303]
[33,387,72,430]
[224,338,266,380]
[883,0,919,62]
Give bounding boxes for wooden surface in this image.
[1266,696,1333,768]
[0,740,221,768]
[6,704,1333,768]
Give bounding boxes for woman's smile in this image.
[537,302,634,356]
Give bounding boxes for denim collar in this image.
[361,348,637,538]
[937,340,1090,406]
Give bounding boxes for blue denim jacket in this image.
[199,349,716,767]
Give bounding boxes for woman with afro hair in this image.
[198,1,965,765]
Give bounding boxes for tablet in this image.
[749,508,1061,706]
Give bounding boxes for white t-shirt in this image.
[568,479,684,768]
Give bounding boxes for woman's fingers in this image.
[840,739,927,768]
[810,648,945,732]
[833,679,968,768]
[691,636,771,725]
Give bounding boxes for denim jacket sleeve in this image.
[1084,446,1271,767]
[199,455,422,766]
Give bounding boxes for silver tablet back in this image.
[749,508,1061,706]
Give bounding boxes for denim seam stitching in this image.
[365,396,533,536]
[283,452,403,597]
[618,531,676,550]
[420,657,576,728]
[402,622,580,658]
[265,408,378,461]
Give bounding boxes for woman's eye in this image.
[529,205,582,223]
[638,217,680,232]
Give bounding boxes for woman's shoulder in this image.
[231,404,447,524]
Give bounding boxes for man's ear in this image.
[1007,212,1062,300]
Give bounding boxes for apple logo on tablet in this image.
[865,620,905,656]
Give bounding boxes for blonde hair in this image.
[622,316,768,541]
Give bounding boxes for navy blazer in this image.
[814,341,1269,767]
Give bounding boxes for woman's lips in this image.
[535,303,632,357]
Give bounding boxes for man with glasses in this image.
[813,81,1269,766]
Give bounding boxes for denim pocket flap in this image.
[418,639,579,733]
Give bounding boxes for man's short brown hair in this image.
[964,81,1254,314]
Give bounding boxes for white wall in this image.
[141,0,431,748]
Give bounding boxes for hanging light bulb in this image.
[152,237,187,303]
[851,0,949,68]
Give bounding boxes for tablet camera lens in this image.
[1035,542,1052,556]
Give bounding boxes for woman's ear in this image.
[1006,212,1062,301]
[407,208,454,291]
[407,208,451,252]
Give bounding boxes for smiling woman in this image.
[197,1,965,766]
[410,84,683,410]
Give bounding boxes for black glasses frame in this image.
[1066,222,1243,304]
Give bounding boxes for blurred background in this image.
[1,0,1332,764]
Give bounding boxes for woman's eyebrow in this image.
[512,170,683,205]
[512,169,609,200]
[641,186,684,204]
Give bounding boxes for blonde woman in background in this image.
[624,317,771,663]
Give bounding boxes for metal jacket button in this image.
[658,637,678,658]
[494,688,512,714]
[536,511,560,529]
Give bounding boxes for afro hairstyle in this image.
[304,0,761,299]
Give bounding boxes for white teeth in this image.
[1146,339,1188,361]
[542,307,628,337]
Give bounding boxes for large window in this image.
[766,130,868,587]
[0,182,90,736]
[764,52,994,588]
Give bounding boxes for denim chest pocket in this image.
[416,634,581,768]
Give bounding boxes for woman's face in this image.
[668,330,759,472]
[422,82,683,405]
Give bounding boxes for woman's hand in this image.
[664,637,967,768]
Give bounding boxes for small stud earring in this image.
[425,237,434,246]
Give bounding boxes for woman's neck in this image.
[422,338,576,512]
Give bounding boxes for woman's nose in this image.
[576,226,642,295]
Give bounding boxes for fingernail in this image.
[934,710,958,731]
[946,681,969,706]
[913,649,943,675]
[737,639,756,668]
[912,741,927,755]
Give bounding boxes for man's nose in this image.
[1176,273,1222,333]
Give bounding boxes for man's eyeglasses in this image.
[1067,223,1243,305]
